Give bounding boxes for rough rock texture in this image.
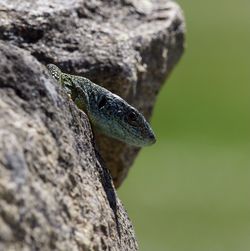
[0,41,137,251]
[0,0,185,250]
[0,0,185,187]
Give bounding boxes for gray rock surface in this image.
[0,0,185,187]
[0,0,185,250]
[0,41,137,251]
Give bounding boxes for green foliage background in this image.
[119,0,250,250]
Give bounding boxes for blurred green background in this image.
[119,0,250,250]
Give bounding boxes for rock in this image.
[0,0,185,187]
[0,0,185,250]
[0,41,137,250]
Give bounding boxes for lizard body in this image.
[47,64,156,147]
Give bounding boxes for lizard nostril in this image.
[148,131,156,144]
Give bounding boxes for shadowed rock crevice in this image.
[0,0,185,250]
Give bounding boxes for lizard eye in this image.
[127,111,138,125]
[98,96,107,109]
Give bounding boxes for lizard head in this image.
[120,104,156,147]
[89,90,156,147]
[47,64,156,147]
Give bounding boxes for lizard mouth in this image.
[117,119,156,147]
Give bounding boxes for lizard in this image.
[47,64,156,147]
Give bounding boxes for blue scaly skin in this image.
[47,64,156,147]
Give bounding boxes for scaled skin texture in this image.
[47,64,156,147]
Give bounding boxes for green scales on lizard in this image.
[47,64,156,147]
